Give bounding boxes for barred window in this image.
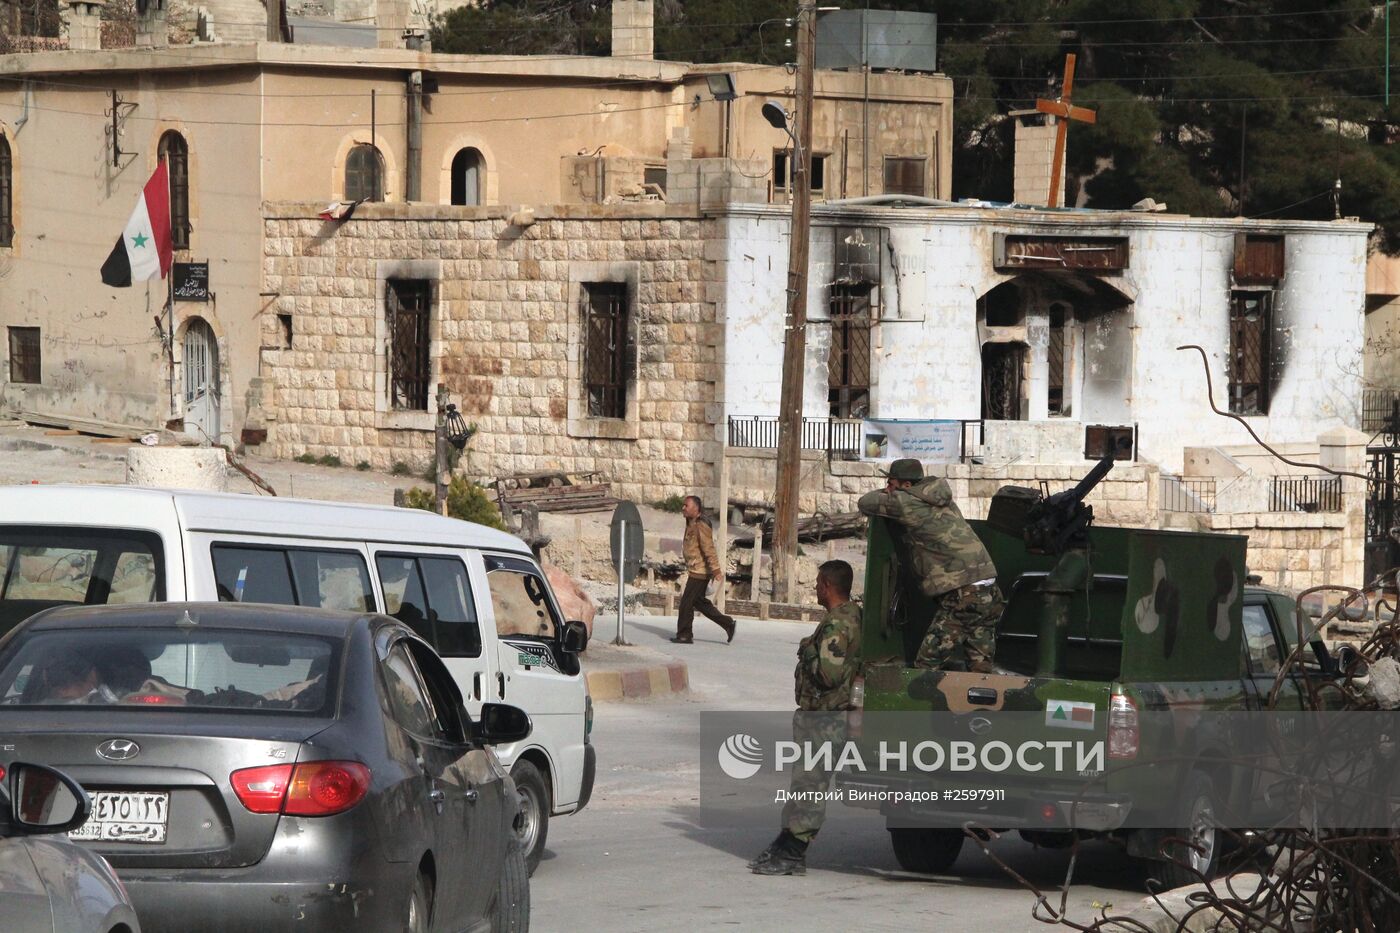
[882,157,926,197]
[1228,291,1272,415]
[158,131,190,251]
[582,282,629,419]
[0,135,11,248]
[828,285,872,419]
[387,279,431,411]
[346,144,384,203]
[1048,303,1069,416]
[8,326,40,384]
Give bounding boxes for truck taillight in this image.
[850,676,865,710]
[1107,692,1139,760]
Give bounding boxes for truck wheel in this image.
[1152,770,1221,889]
[511,759,550,875]
[888,828,964,874]
[489,838,531,933]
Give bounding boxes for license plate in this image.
[69,791,170,844]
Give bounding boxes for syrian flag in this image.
[100,161,173,288]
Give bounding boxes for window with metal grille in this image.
[159,131,190,251]
[771,150,828,200]
[883,157,926,197]
[583,282,629,419]
[8,326,39,384]
[1048,303,1068,415]
[1228,291,1272,415]
[386,279,431,411]
[346,144,384,203]
[0,135,11,248]
[828,285,872,418]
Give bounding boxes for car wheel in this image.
[510,760,550,875]
[489,837,531,933]
[888,827,964,874]
[1152,770,1221,889]
[406,871,433,933]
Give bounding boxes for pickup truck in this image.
[835,470,1343,886]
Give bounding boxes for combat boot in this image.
[746,831,791,869]
[750,833,808,875]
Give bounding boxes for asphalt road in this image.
[530,612,1155,933]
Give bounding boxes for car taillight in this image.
[585,694,594,742]
[284,761,371,816]
[1107,692,1139,760]
[231,764,293,813]
[231,761,370,816]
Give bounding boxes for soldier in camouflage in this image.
[857,458,1005,671]
[750,560,862,876]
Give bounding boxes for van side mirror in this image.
[473,703,532,746]
[7,762,91,836]
[561,621,589,654]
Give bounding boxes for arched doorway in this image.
[451,148,484,206]
[182,318,220,442]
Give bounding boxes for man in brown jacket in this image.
[673,495,737,644]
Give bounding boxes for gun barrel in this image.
[1065,454,1116,503]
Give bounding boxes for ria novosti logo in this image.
[717,733,764,780]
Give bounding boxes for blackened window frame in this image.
[882,156,927,197]
[158,131,191,251]
[7,326,39,384]
[386,278,432,412]
[582,282,630,420]
[1228,290,1273,416]
[0,135,12,248]
[346,144,385,203]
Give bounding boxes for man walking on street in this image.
[750,560,862,875]
[857,459,1003,671]
[673,495,736,644]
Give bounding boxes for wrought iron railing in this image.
[1160,476,1216,514]
[1269,475,1342,513]
[726,416,984,462]
[1363,389,1400,434]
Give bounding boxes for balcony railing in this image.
[1160,476,1216,514]
[1363,389,1400,433]
[726,416,983,462]
[1270,475,1342,513]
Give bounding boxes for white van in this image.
[0,484,594,873]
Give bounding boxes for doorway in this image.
[182,318,220,442]
[981,342,1026,421]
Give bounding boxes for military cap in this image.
[881,458,923,482]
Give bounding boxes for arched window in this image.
[450,147,484,206]
[0,136,11,248]
[158,131,190,251]
[345,144,384,203]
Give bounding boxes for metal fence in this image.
[1270,475,1343,513]
[1160,476,1216,514]
[726,416,862,457]
[1363,389,1400,433]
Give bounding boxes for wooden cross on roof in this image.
[1035,53,1097,208]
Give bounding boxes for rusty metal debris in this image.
[968,573,1400,932]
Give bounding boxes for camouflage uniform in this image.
[783,600,862,843]
[858,467,1003,671]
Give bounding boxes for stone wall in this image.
[259,202,725,501]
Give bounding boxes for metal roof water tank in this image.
[815,10,937,73]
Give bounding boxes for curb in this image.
[586,661,689,702]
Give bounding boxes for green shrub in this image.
[403,477,507,531]
[317,454,343,468]
[652,494,687,513]
[293,453,317,464]
[391,461,412,476]
[355,461,371,472]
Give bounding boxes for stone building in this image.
[0,5,951,444]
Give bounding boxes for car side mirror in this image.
[1335,644,1368,679]
[8,762,91,836]
[561,620,589,654]
[472,703,532,746]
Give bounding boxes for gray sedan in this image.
[0,602,530,932]
[1,760,142,933]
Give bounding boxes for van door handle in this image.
[496,672,505,700]
[473,673,482,701]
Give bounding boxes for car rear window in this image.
[0,628,339,715]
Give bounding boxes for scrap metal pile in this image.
[972,575,1400,932]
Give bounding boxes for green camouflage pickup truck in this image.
[835,464,1344,886]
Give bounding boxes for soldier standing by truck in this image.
[749,560,863,876]
[857,459,1004,670]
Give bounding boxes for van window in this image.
[485,559,559,639]
[213,545,374,612]
[0,527,165,637]
[375,554,481,658]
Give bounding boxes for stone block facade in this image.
[259,202,725,501]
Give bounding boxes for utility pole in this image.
[771,1,816,604]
